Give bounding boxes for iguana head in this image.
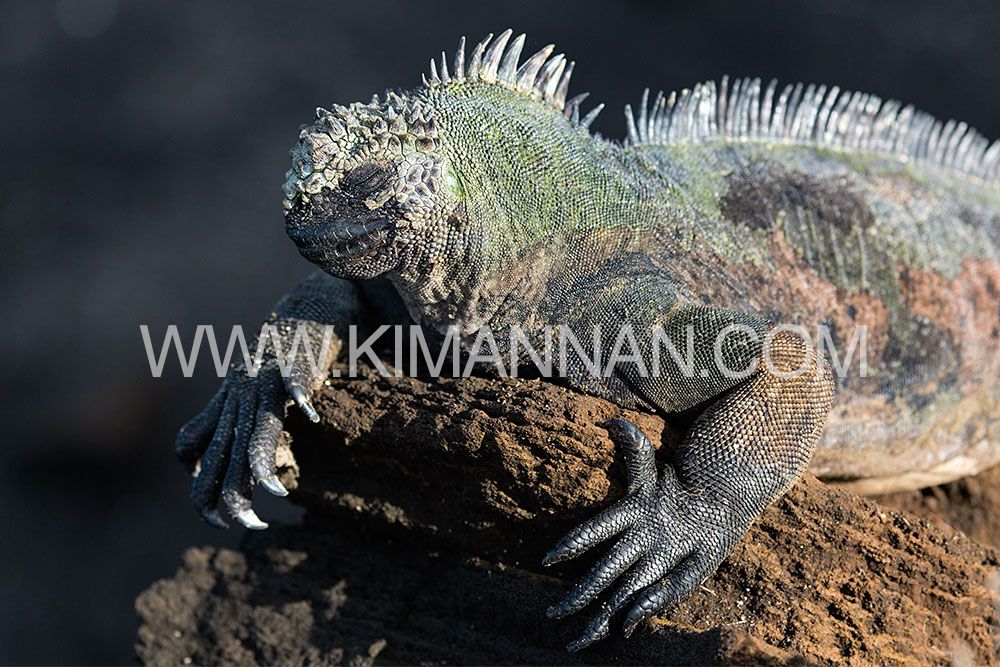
[283,30,602,286]
[281,90,457,280]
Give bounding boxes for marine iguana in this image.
[175,29,1000,650]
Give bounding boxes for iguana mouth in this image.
[288,217,392,261]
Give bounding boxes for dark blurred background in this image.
[2,0,999,663]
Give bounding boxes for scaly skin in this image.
[177,29,1000,650]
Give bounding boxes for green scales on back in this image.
[396,31,1000,489]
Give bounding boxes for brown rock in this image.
[137,364,1000,665]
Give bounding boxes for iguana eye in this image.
[342,163,393,198]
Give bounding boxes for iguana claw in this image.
[289,385,320,423]
[234,508,269,530]
[259,476,289,497]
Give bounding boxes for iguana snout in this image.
[284,182,398,274]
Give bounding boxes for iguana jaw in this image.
[285,196,401,278]
[288,215,392,259]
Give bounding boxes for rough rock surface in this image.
[137,365,1000,665]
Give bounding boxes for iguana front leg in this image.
[175,271,361,529]
[545,326,834,650]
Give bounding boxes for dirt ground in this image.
[878,464,1000,551]
[136,366,1000,665]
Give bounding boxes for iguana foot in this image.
[543,419,740,652]
[175,359,317,530]
[175,273,359,530]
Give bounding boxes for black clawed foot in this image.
[182,362,295,530]
[545,418,739,651]
[176,295,341,530]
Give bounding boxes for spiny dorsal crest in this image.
[624,77,1000,183]
[424,29,605,129]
